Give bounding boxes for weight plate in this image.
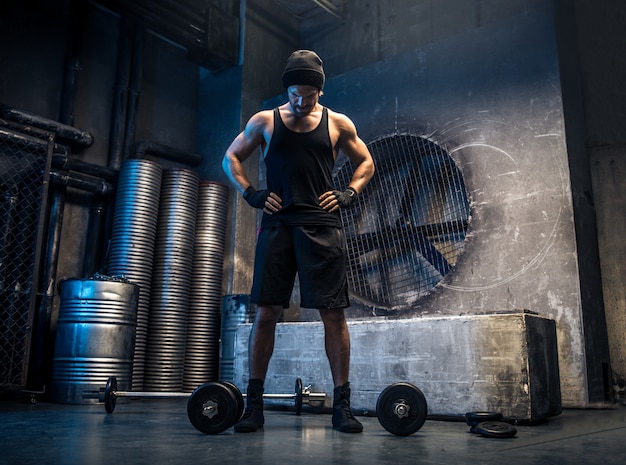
[187,382,238,434]
[376,382,428,436]
[475,421,517,438]
[220,381,244,423]
[295,378,303,416]
[465,411,503,427]
[104,376,118,414]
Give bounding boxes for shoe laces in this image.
[336,401,356,419]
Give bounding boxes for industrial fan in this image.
[333,134,471,310]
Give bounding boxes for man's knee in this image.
[319,308,348,327]
[254,305,283,328]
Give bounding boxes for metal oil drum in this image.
[50,277,139,404]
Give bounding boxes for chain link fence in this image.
[0,125,53,390]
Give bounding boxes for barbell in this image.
[189,380,429,435]
[92,377,429,436]
[96,376,325,419]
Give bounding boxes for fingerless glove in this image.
[333,187,357,208]
[243,186,270,209]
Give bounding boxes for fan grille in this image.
[334,134,470,309]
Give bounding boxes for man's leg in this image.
[319,308,363,433]
[234,304,283,433]
[319,308,350,386]
[248,305,283,380]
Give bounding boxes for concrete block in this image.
[233,311,561,422]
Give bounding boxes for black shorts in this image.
[250,224,350,309]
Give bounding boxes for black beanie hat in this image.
[281,50,325,90]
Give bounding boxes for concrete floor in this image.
[1,398,625,465]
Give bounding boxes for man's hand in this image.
[319,187,357,213]
[243,186,282,214]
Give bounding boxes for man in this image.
[222,50,375,433]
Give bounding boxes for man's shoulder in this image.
[250,108,275,123]
[326,107,356,132]
[246,109,275,131]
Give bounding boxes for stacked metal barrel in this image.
[183,181,229,391]
[106,160,229,392]
[144,169,199,391]
[107,159,163,391]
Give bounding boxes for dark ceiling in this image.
[94,0,345,71]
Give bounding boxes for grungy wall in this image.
[250,2,605,406]
[590,148,626,389]
[2,0,622,404]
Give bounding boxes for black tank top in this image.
[261,107,341,227]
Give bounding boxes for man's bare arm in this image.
[222,112,269,195]
[222,111,282,213]
[319,112,375,212]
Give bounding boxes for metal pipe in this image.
[59,0,88,126]
[52,154,118,182]
[0,127,55,152]
[49,170,115,196]
[107,17,133,171]
[27,188,65,392]
[24,134,55,393]
[122,25,144,161]
[0,120,70,157]
[134,139,202,167]
[1,118,52,142]
[0,105,93,147]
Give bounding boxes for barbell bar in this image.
[95,376,326,416]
